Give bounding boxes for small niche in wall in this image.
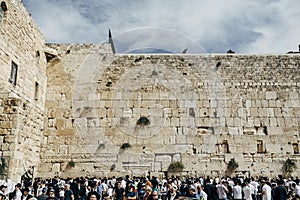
[293,143,299,154]
[257,140,264,153]
[216,140,230,154]
[36,51,40,64]
[48,118,56,128]
[222,140,230,153]
[193,148,197,154]
[60,93,66,100]
[189,108,195,117]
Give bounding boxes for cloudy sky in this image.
[23,0,300,54]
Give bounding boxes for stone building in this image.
[0,1,299,182]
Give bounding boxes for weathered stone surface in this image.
[0,0,47,182]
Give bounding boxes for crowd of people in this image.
[0,174,299,200]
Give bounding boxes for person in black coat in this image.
[76,180,87,200]
[21,188,33,200]
[274,180,287,200]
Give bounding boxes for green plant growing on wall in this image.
[0,157,6,176]
[167,161,184,172]
[68,159,75,168]
[121,143,131,150]
[136,117,150,126]
[110,164,116,171]
[282,158,297,177]
[226,158,239,176]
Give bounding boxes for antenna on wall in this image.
[108,29,116,54]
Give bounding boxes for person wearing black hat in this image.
[0,185,7,200]
[0,185,7,195]
[21,188,33,200]
[87,191,100,200]
[9,183,22,200]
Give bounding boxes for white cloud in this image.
[23,0,300,53]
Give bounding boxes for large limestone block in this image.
[266,91,277,100]
[288,100,300,108]
[268,127,283,135]
[118,153,141,163]
[155,155,172,163]
[228,127,239,135]
[265,144,282,153]
[52,163,61,173]
[290,91,299,99]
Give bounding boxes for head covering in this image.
[0,185,7,190]
[42,188,47,193]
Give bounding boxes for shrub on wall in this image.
[226,158,239,176]
[282,158,297,177]
[136,117,150,126]
[121,143,131,150]
[110,164,116,171]
[168,161,184,172]
[68,160,75,168]
[0,157,6,177]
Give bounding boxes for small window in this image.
[34,82,39,100]
[9,61,18,86]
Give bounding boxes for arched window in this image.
[0,1,7,21]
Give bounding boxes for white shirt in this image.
[250,181,259,195]
[262,184,271,200]
[294,185,300,196]
[249,184,255,195]
[15,190,22,200]
[243,185,252,200]
[233,185,242,199]
[217,184,227,199]
[101,183,108,193]
[199,190,207,200]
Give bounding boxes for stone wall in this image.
[40,43,300,178]
[0,0,299,181]
[0,0,47,181]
